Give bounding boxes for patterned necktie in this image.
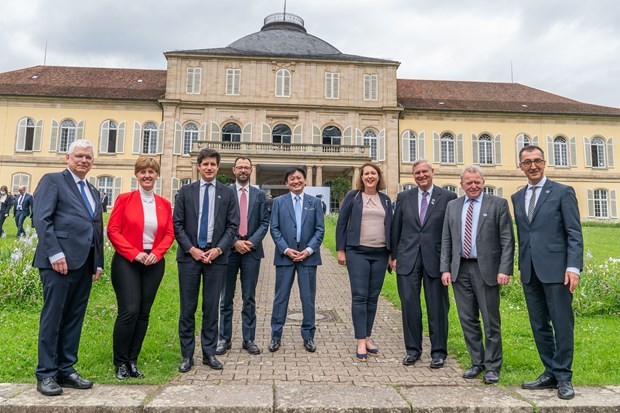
[294,195,302,243]
[198,183,211,248]
[419,191,428,224]
[527,186,538,223]
[463,199,474,258]
[239,187,248,237]
[78,181,94,219]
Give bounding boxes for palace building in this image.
[0,12,618,220]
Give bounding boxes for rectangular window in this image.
[186,67,201,94]
[364,74,378,101]
[226,69,241,95]
[325,72,339,99]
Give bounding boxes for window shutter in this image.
[284,71,291,96]
[116,121,125,153]
[546,136,554,166]
[324,73,330,98]
[471,133,479,164]
[364,75,370,100]
[610,189,617,218]
[371,75,378,100]
[402,132,411,162]
[456,133,464,164]
[12,174,20,191]
[293,125,302,144]
[516,134,524,166]
[569,137,577,167]
[242,123,252,142]
[457,187,464,197]
[494,134,502,165]
[89,176,96,186]
[433,132,440,163]
[583,137,592,167]
[333,73,339,99]
[34,120,43,151]
[377,129,385,161]
[607,137,614,167]
[532,136,539,147]
[211,121,221,142]
[355,128,363,146]
[226,70,233,95]
[171,177,180,200]
[99,121,109,153]
[113,177,122,206]
[154,179,162,196]
[132,121,142,154]
[76,121,84,140]
[312,125,321,145]
[586,189,594,218]
[262,123,271,143]
[186,68,194,93]
[418,131,425,160]
[156,122,165,154]
[497,187,504,198]
[16,118,26,151]
[199,123,206,141]
[173,122,183,155]
[130,177,138,191]
[342,126,352,146]
[50,120,59,152]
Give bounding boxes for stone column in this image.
[251,163,257,185]
[306,165,314,186]
[315,165,323,186]
[352,167,360,189]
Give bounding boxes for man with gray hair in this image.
[440,165,514,384]
[33,139,104,396]
[14,184,33,237]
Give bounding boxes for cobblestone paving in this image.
[171,235,468,386]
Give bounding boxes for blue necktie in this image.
[78,181,94,219]
[198,183,211,248]
[294,195,302,243]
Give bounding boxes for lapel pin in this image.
[431,199,436,205]
[483,213,487,217]
[545,190,550,193]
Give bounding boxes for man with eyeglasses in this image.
[512,145,583,400]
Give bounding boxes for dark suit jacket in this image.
[511,179,583,283]
[391,186,457,277]
[440,194,514,285]
[32,169,104,272]
[14,192,33,217]
[231,184,270,259]
[0,195,14,216]
[173,180,239,264]
[270,192,324,267]
[336,189,392,251]
[107,190,175,261]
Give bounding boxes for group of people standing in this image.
[0,184,33,237]
[30,139,582,402]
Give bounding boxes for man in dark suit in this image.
[99,190,109,213]
[440,166,514,384]
[216,156,270,356]
[174,148,239,372]
[14,185,33,237]
[391,159,457,368]
[269,167,324,353]
[32,139,104,396]
[512,145,583,400]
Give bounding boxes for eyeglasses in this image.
[234,166,252,171]
[520,159,545,167]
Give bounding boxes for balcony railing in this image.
[192,141,369,157]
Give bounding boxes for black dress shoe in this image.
[522,373,558,390]
[483,370,500,384]
[303,338,316,352]
[37,377,63,396]
[56,372,93,389]
[430,357,445,369]
[115,364,130,380]
[402,354,420,366]
[215,340,232,356]
[203,355,223,370]
[462,366,484,379]
[557,381,575,400]
[268,339,281,352]
[128,362,144,379]
[242,340,261,355]
[178,357,193,373]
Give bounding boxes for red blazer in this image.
[107,190,174,261]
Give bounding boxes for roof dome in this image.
[227,13,341,56]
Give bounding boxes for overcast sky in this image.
[1,0,618,107]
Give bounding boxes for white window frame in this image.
[363,74,378,101]
[183,123,199,155]
[12,173,31,195]
[226,68,241,96]
[275,69,291,97]
[186,67,201,94]
[325,72,339,99]
[363,129,378,161]
[441,133,456,164]
[591,137,606,168]
[554,136,568,167]
[142,122,158,154]
[59,120,77,153]
[478,134,494,164]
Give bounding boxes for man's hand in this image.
[390,259,397,273]
[337,250,346,265]
[497,273,510,285]
[234,240,253,254]
[51,257,68,275]
[441,272,452,286]
[92,269,102,281]
[293,249,309,262]
[565,271,579,293]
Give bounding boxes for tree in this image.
[216,174,231,184]
[330,176,351,206]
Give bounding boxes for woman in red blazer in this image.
[107,157,174,380]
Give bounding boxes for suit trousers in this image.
[15,212,28,237]
[36,249,94,380]
[0,213,7,235]
[522,265,574,381]
[111,252,165,366]
[178,260,226,358]
[219,250,261,343]
[452,259,502,371]
[397,252,449,358]
[345,246,388,339]
[271,263,317,341]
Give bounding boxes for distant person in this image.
[512,145,583,400]
[269,167,324,353]
[107,157,174,380]
[32,139,104,396]
[336,162,392,361]
[440,166,514,384]
[0,185,14,236]
[100,190,109,213]
[14,185,33,237]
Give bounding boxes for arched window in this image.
[591,137,606,168]
[142,122,158,154]
[97,176,114,207]
[11,173,31,195]
[222,123,241,149]
[60,120,76,152]
[322,126,342,146]
[553,136,568,166]
[363,129,378,160]
[101,120,117,153]
[272,124,292,144]
[594,189,609,217]
[402,130,416,163]
[441,133,455,164]
[183,123,198,155]
[275,69,291,97]
[478,134,493,164]
[17,117,36,151]
[522,135,531,146]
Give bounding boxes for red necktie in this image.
[239,187,248,237]
[463,200,474,258]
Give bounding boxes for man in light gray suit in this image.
[440,166,514,384]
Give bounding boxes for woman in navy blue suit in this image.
[336,162,392,361]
